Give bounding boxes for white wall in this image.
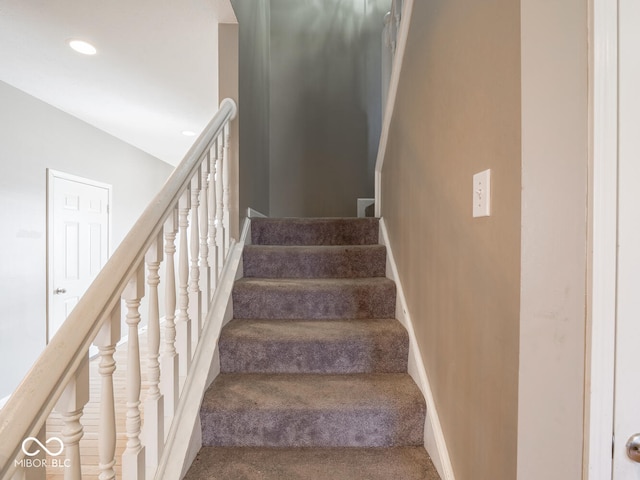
[0,80,174,399]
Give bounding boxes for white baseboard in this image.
[0,395,9,410]
[247,207,267,218]
[357,198,375,217]
[378,218,455,480]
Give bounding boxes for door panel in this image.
[613,0,640,477]
[49,172,110,342]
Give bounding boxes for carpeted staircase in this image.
[184,218,440,480]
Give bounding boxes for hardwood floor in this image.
[46,333,151,480]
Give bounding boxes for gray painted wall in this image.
[0,80,174,399]
[268,0,390,217]
[230,0,388,217]
[231,0,271,218]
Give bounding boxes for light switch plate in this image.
[473,169,491,217]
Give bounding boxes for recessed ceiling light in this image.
[68,40,97,55]
[182,130,196,137]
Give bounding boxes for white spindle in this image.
[208,147,218,289]
[176,191,192,380]
[189,174,202,346]
[94,305,121,480]
[161,211,179,417]
[145,233,164,470]
[55,357,89,480]
[215,137,224,271]
[199,158,211,314]
[222,123,231,256]
[122,266,146,480]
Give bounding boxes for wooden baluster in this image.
[176,190,192,382]
[145,232,164,470]
[215,136,224,272]
[222,123,231,256]
[160,211,179,417]
[208,141,219,286]
[55,356,89,480]
[94,305,121,480]
[122,266,146,480]
[199,158,211,315]
[189,174,202,347]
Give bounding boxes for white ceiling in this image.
[0,0,235,165]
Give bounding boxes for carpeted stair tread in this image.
[243,244,386,278]
[184,446,440,480]
[219,318,408,373]
[233,277,396,319]
[251,217,379,246]
[201,373,425,447]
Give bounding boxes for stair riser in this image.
[201,408,425,448]
[232,282,396,319]
[185,447,440,480]
[243,246,386,278]
[219,336,408,374]
[251,218,379,246]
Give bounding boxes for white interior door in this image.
[613,0,640,476]
[48,170,110,342]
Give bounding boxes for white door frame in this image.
[46,169,112,343]
[586,0,618,477]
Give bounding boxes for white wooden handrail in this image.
[0,98,237,480]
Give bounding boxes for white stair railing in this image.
[382,0,403,114]
[0,98,237,480]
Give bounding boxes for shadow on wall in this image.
[269,0,390,217]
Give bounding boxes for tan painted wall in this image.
[517,0,588,478]
[380,1,522,478]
